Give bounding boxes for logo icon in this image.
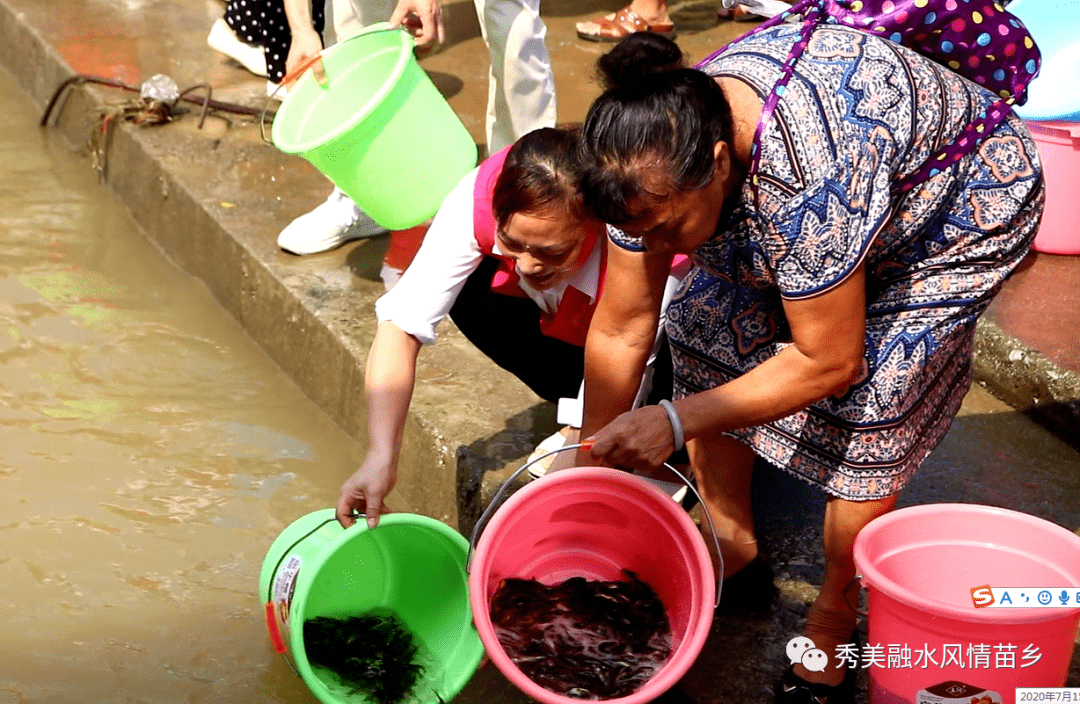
[970,585,994,608]
[785,636,828,673]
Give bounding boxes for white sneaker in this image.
[207,18,268,77]
[525,427,579,479]
[633,469,689,502]
[267,80,291,101]
[277,189,389,255]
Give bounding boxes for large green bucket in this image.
[270,24,478,230]
[259,509,483,704]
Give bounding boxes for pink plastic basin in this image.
[1028,120,1080,255]
[854,503,1080,704]
[468,466,716,704]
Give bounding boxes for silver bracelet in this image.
[657,399,685,452]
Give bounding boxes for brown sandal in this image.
[576,5,676,42]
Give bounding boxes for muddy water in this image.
[0,69,372,703]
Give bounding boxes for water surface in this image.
[0,65,367,704]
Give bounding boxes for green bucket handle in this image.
[466,443,724,609]
[259,51,328,145]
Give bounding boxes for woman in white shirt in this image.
[335,128,685,529]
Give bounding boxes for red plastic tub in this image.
[1027,120,1080,255]
[468,466,716,704]
[854,503,1080,704]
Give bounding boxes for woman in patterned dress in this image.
[575,28,1044,702]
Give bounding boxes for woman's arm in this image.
[588,263,867,468]
[283,0,323,77]
[337,321,422,529]
[577,244,674,464]
[337,172,482,528]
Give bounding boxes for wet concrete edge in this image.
[0,0,1076,540]
[974,325,1080,449]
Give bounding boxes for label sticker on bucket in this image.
[272,554,302,634]
[917,680,1002,704]
[273,555,302,609]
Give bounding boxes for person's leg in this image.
[686,432,759,579]
[327,0,393,43]
[629,0,670,24]
[793,494,897,686]
[209,1,270,77]
[275,0,393,255]
[473,0,556,153]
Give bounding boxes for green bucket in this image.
[270,24,478,231]
[259,509,483,704]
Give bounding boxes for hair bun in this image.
[596,32,686,90]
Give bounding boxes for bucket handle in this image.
[264,601,288,654]
[466,443,724,609]
[259,52,330,145]
[845,575,869,618]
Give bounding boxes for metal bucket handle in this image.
[259,52,329,144]
[262,512,348,673]
[845,575,869,618]
[467,442,723,609]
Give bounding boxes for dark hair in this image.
[580,33,735,225]
[492,127,587,232]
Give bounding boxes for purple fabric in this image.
[706,0,1043,204]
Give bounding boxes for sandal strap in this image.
[612,5,651,33]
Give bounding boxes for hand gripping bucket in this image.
[467,446,720,704]
[853,503,1080,704]
[269,24,478,231]
[259,509,484,704]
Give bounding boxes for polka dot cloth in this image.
[224,0,325,83]
[712,0,1042,205]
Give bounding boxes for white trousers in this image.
[326,0,556,153]
[323,0,393,44]
[473,0,557,151]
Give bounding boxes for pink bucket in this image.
[853,503,1080,704]
[1028,120,1080,255]
[468,466,716,704]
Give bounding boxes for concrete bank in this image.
[1,0,1076,541]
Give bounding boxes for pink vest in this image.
[472,147,604,348]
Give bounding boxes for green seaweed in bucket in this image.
[490,570,672,700]
[303,609,431,704]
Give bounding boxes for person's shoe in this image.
[716,0,791,21]
[774,629,860,704]
[207,18,268,77]
[277,190,388,255]
[717,554,777,614]
[774,665,855,704]
[524,427,578,479]
[633,467,689,502]
[267,80,291,101]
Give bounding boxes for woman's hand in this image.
[284,26,323,78]
[584,405,676,470]
[336,452,397,529]
[389,0,444,46]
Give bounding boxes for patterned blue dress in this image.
[611,23,1044,500]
